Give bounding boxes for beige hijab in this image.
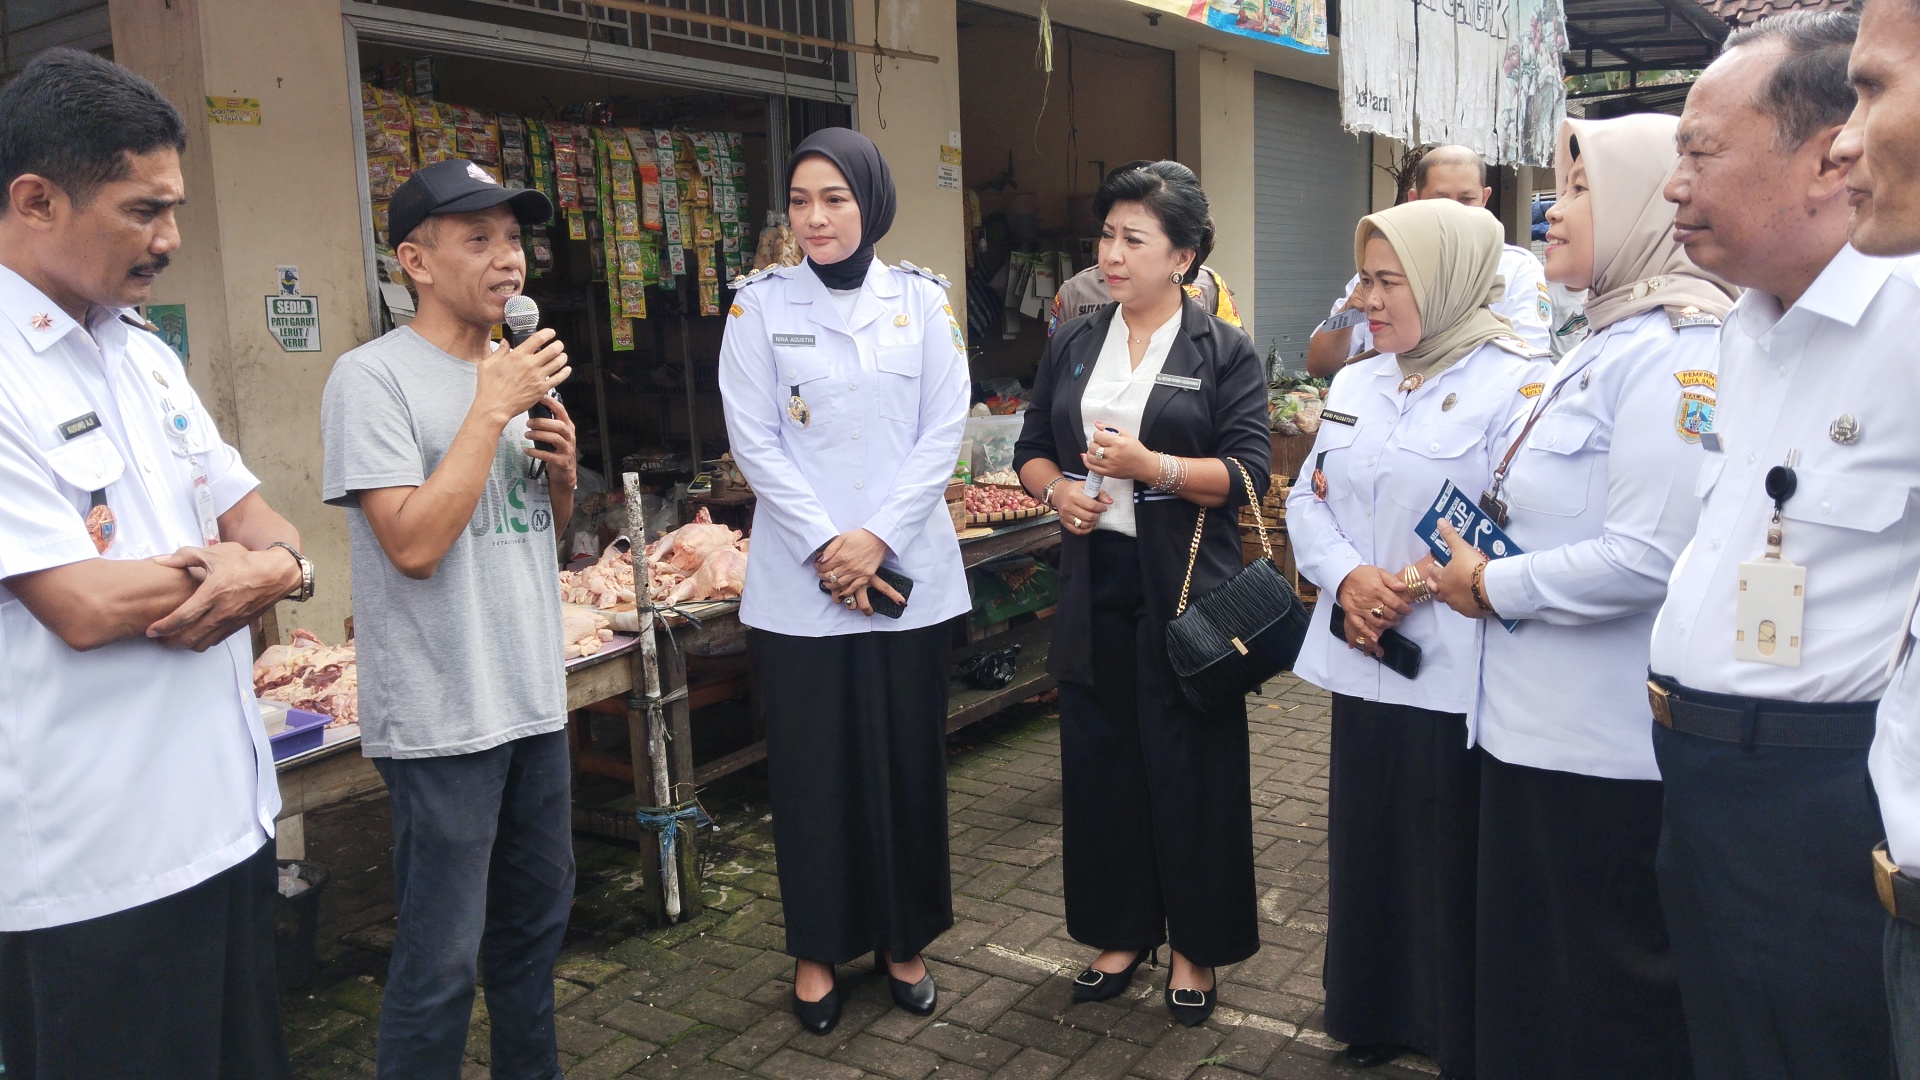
[1354,198,1515,383]
[1559,115,1738,332]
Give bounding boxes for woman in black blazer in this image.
[1013,161,1271,1027]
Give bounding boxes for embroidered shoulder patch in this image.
[1677,391,1715,443]
[728,303,745,319]
[1675,369,1716,392]
[1519,382,1545,398]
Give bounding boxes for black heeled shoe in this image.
[885,958,938,1015]
[1341,1043,1408,1069]
[1072,948,1157,1003]
[791,969,843,1035]
[1163,968,1216,1027]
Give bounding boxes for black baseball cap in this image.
[387,158,554,249]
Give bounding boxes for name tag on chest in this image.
[1154,374,1201,391]
[772,334,816,348]
[59,412,101,440]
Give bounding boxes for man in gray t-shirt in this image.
[318,158,579,1080]
[323,324,566,757]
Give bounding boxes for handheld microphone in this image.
[503,294,541,347]
[504,295,560,477]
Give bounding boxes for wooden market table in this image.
[271,515,1062,924]
[273,609,728,924]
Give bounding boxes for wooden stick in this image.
[625,470,684,920]
[592,0,938,64]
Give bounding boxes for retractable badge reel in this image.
[169,407,221,547]
[1735,453,1805,667]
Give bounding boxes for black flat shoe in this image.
[1071,948,1156,1003]
[1341,1043,1408,1069]
[792,984,843,1035]
[887,966,937,1015]
[1164,981,1216,1027]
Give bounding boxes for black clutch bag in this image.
[1164,458,1312,713]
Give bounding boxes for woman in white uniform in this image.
[1286,198,1544,1079]
[1425,114,1735,1079]
[717,128,970,1036]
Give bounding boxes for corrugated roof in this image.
[1697,0,1859,26]
[1562,0,1727,76]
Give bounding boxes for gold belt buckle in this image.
[1648,680,1674,729]
[1875,843,1901,918]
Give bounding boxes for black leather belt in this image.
[1876,843,1920,927]
[1647,674,1878,750]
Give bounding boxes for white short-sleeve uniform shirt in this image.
[0,265,276,932]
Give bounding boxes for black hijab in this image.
[787,127,896,291]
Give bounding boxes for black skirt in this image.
[1475,750,1692,1079]
[1058,532,1260,969]
[751,624,955,964]
[1323,693,1479,1077]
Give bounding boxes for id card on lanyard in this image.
[166,405,221,546]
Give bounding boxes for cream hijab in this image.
[1354,198,1515,383]
[1558,115,1738,332]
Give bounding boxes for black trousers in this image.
[1653,723,1891,1080]
[0,840,289,1080]
[1058,532,1259,969]
[754,624,955,964]
[372,729,576,1080]
[1322,693,1478,1077]
[1475,751,1692,1080]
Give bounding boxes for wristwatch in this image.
[269,541,315,602]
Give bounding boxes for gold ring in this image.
[1356,635,1370,646]
[1370,605,1385,619]
[842,597,855,608]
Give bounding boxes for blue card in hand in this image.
[1415,480,1522,632]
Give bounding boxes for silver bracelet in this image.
[1040,475,1068,509]
[1152,453,1188,494]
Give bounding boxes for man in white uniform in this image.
[1831,1,1920,1075]
[1305,145,1550,377]
[0,49,312,1079]
[1648,13,1916,1079]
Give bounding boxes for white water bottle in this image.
[1084,426,1119,498]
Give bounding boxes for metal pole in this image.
[677,313,701,474]
[588,303,615,486]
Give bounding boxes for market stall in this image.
[296,4,1072,927]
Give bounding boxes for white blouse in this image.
[1082,307,1182,537]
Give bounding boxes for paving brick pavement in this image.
[282,674,1442,1079]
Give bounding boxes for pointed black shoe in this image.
[1341,1043,1408,1069]
[1072,948,1156,1003]
[792,984,843,1035]
[1164,979,1216,1027]
[887,966,937,1015]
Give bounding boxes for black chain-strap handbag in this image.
[1164,458,1311,713]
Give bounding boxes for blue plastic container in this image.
[269,708,330,761]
